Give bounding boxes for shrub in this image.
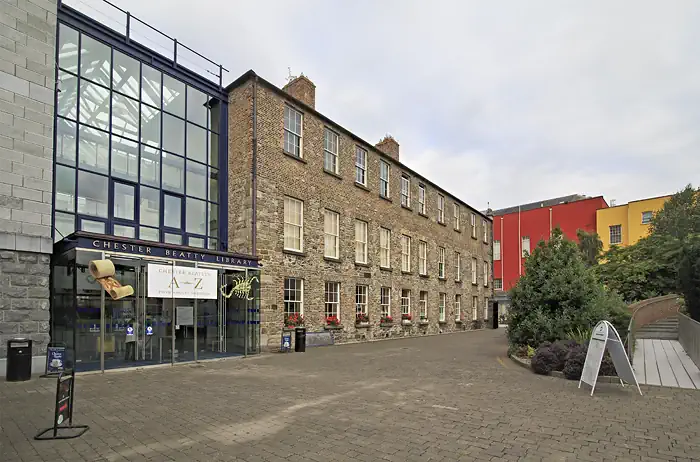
[550,341,572,371]
[599,351,616,376]
[531,344,557,375]
[526,345,536,358]
[565,327,592,345]
[562,344,587,380]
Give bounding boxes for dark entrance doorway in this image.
[491,301,499,329]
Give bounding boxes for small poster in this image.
[46,345,66,374]
[55,375,73,427]
[176,306,194,326]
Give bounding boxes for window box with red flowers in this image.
[401,313,412,325]
[284,313,304,330]
[324,315,343,330]
[379,315,393,327]
[418,317,429,327]
[355,312,370,327]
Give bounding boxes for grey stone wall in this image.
[0,0,57,359]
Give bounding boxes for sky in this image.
[71,0,700,211]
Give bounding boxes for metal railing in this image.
[61,0,229,87]
[678,313,700,369]
[626,294,682,362]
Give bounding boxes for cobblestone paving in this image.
[2,329,700,461]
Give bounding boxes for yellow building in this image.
[596,195,671,251]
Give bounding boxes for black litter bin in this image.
[6,338,33,382]
[294,327,306,352]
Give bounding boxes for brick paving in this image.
[1,329,700,461]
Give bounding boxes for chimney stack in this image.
[375,135,399,162]
[282,74,316,109]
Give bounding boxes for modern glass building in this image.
[47,1,260,372]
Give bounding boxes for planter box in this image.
[418,321,429,326]
[324,325,343,331]
[355,322,370,328]
[402,320,412,326]
[379,322,394,328]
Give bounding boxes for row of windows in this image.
[283,106,490,241]
[491,237,531,261]
[284,278,490,322]
[284,197,490,285]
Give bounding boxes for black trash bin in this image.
[294,327,306,352]
[6,338,33,382]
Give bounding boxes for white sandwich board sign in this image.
[579,320,642,396]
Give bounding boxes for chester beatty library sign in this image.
[71,235,260,268]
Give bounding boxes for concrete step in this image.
[638,325,678,331]
[636,331,679,340]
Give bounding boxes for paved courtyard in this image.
[2,329,700,462]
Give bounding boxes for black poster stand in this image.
[34,370,89,440]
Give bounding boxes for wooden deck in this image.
[633,339,700,389]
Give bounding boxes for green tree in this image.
[508,227,629,347]
[577,229,603,267]
[650,184,700,239]
[678,235,700,322]
[595,233,682,303]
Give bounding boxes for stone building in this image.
[227,71,494,349]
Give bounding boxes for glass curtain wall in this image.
[54,24,221,249]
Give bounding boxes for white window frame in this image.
[455,252,461,281]
[471,257,477,285]
[438,246,445,278]
[472,296,478,321]
[454,203,460,230]
[380,286,391,317]
[284,277,303,315]
[401,289,411,317]
[401,235,411,272]
[494,278,503,290]
[324,209,339,259]
[418,241,427,275]
[283,196,303,252]
[471,213,476,238]
[355,146,367,186]
[455,294,461,321]
[522,236,530,257]
[418,184,426,214]
[400,175,411,208]
[324,281,340,320]
[609,225,622,245]
[283,106,302,158]
[439,293,446,322]
[493,240,501,261]
[323,128,339,174]
[483,261,489,287]
[354,219,368,264]
[355,285,368,316]
[438,194,445,223]
[483,219,488,242]
[419,291,428,320]
[484,297,489,320]
[379,160,390,197]
[641,211,653,224]
[380,227,391,268]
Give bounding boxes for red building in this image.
[492,194,608,294]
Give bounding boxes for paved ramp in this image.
[633,338,700,389]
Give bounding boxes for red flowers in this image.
[402,313,412,321]
[356,312,369,323]
[380,315,393,324]
[326,315,340,326]
[284,313,304,328]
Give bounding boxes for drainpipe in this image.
[251,76,258,256]
[500,216,504,282]
[549,207,553,238]
[518,206,522,276]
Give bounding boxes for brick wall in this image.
[228,76,493,350]
[0,0,57,359]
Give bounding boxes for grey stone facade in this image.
[228,72,494,351]
[0,0,57,367]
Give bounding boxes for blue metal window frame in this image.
[53,3,229,251]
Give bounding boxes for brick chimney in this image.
[282,74,316,109]
[375,135,400,162]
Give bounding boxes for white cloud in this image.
[104,0,699,209]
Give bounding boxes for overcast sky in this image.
[76,0,699,211]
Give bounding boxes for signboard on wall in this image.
[147,264,218,299]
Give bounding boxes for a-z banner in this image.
[579,320,642,396]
